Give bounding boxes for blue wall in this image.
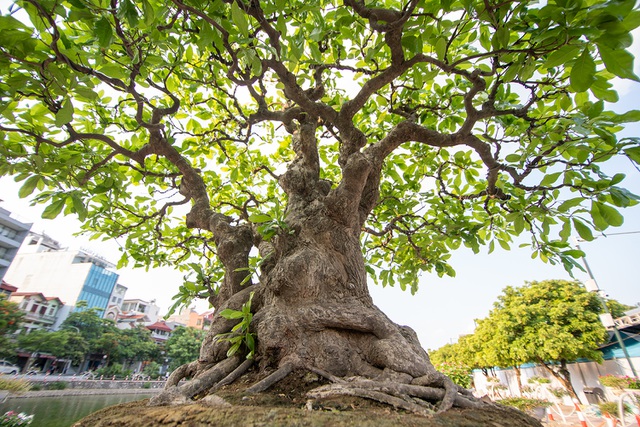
[75,264,119,317]
[599,331,640,359]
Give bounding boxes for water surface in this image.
[0,393,154,427]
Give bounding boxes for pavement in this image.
[542,404,638,427]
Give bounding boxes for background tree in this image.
[1,0,639,413]
[109,327,159,367]
[0,295,24,359]
[16,328,88,366]
[606,299,634,319]
[499,280,608,399]
[442,280,608,399]
[164,326,207,371]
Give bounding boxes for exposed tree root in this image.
[209,358,254,393]
[149,356,242,406]
[307,383,435,416]
[246,362,294,393]
[306,376,483,416]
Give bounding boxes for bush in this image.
[95,363,130,379]
[527,376,551,385]
[498,397,552,412]
[45,381,67,390]
[142,362,161,380]
[142,382,151,389]
[549,387,569,398]
[0,378,31,393]
[598,401,631,418]
[434,362,472,389]
[599,375,639,390]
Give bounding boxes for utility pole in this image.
[575,240,638,378]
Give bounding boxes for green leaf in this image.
[598,45,640,81]
[231,2,249,37]
[572,218,594,241]
[570,49,596,92]
[18,175,40,198]
[219,309,244,319]
[71,194,88,221]
[95,17,113,48]
[98,64,126,80]
[55,98,74,127]
[624,146,640,164]
[544,44,581,69]
[591,201,623,229]
[118,0,139,28]
[557,197,584,213]
[248,213,272,223]
[42,198,65,219]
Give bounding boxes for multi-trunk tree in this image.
[1,0,639,414]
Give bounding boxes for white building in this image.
[120,298,160,324]
[5,231,119,320]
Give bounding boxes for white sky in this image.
[0,1,639,351]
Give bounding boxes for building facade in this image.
[9,292,64,333]
[0,204,32,282]
[120,298,160,324]
[5,232,119,320]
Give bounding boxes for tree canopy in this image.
[0,0,638,303]
[164,326,207,370]
[431,279,609,398]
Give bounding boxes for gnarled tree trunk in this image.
[150,121,478,415]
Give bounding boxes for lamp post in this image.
[575,239,638,378]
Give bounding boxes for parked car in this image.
[0,360,19,375]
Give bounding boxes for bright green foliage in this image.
[433,361,473,389]
[0,295,24,359]
[142,361,162,379]
[109,327,159,364]
[483,280,608,367]
[606,299,634,318]
[218,292,255,359]
[440,280,610,396]
[17,329,88,364]
[0,0,638,304]
[165,326,206,370]
[59,308,157,365]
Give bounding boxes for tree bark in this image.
[150,125,464,412]
[539,359,579,401]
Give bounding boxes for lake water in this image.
[0,393,155,427]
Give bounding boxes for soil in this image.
[72,371,542,426]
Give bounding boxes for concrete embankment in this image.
[2,388,162,400]
[1,379,165,401]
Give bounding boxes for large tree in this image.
[0,0,639,414]
[165,326,207,371]
[487,280,608,399]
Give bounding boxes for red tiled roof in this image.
[1,281,18,293]
[146,321,172,332]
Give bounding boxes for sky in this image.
[1,2,640,351]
